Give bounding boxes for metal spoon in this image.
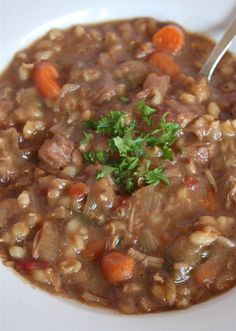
[199,16,236,81]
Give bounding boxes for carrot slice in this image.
[100,251,135,283]
[149,52,180,76]
[68,182,88,200]
[33,61,61,99]
[152,25,185,54]
[83,240,105,260]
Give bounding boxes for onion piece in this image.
[32,221,61,262]
[53,84,80,112]
[127,247,164,268]
[138,229,159,253]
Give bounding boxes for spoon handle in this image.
[199,16,236,81]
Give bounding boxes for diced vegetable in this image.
[100,251,135,282]
[149,52,180,76]
[152,25,185,54]
[33,61,61,99]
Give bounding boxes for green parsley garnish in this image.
[82,101,181,193]
[144,168,170,186]
[83,120,97,130]
[96,165,114,180]
[81,132,93,145]
[83,151,95,163]
[137,100,157,125]
[153,113,181,147]
[145,113,181,161]
[95,150,108,164]
[96,111,127,136]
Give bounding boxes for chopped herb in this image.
[162,145,174,161]
[124,177,135,193]
[120,96,129,104]
[96,150,108,164]
[137,100,157,125]
[109,135,145,158]
[96,165,114,180]
[152,113,181,147]
[81,132,93,145]
[96,111,127,136]
[81,102,181,193]
[144,113,181,160]
[83,151,95,163]
[83,120,97,130]
[144,168,170,186]
[109,136,131,155]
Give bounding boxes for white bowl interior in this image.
[1,1,236,330]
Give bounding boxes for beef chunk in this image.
[142,73,170,104]
[114,60,153,86]
[39,134,74,169]
[165,99,203,128]
[143,73,170,96]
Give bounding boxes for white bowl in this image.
[1,0,236,330]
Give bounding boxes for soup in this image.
[0,17,236,313]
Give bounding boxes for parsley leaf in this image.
[110,136,130,155]
[144,168,170,186]
[83,120,97,130]
[162,145,174,161]
[96,111,126,136]
[119,156,140,171]
[81,132,93,145]
[81,104,181,193]
[124,177,134,193]
[109,135,146,158]
[84,151,95,163]
[96,165,114,180]
[137,100,157,125]
[96,150,108,164]
[120,96,129,104]
[144,113,181,160]
[153,113,181,147]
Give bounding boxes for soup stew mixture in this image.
[0,18,236,313]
